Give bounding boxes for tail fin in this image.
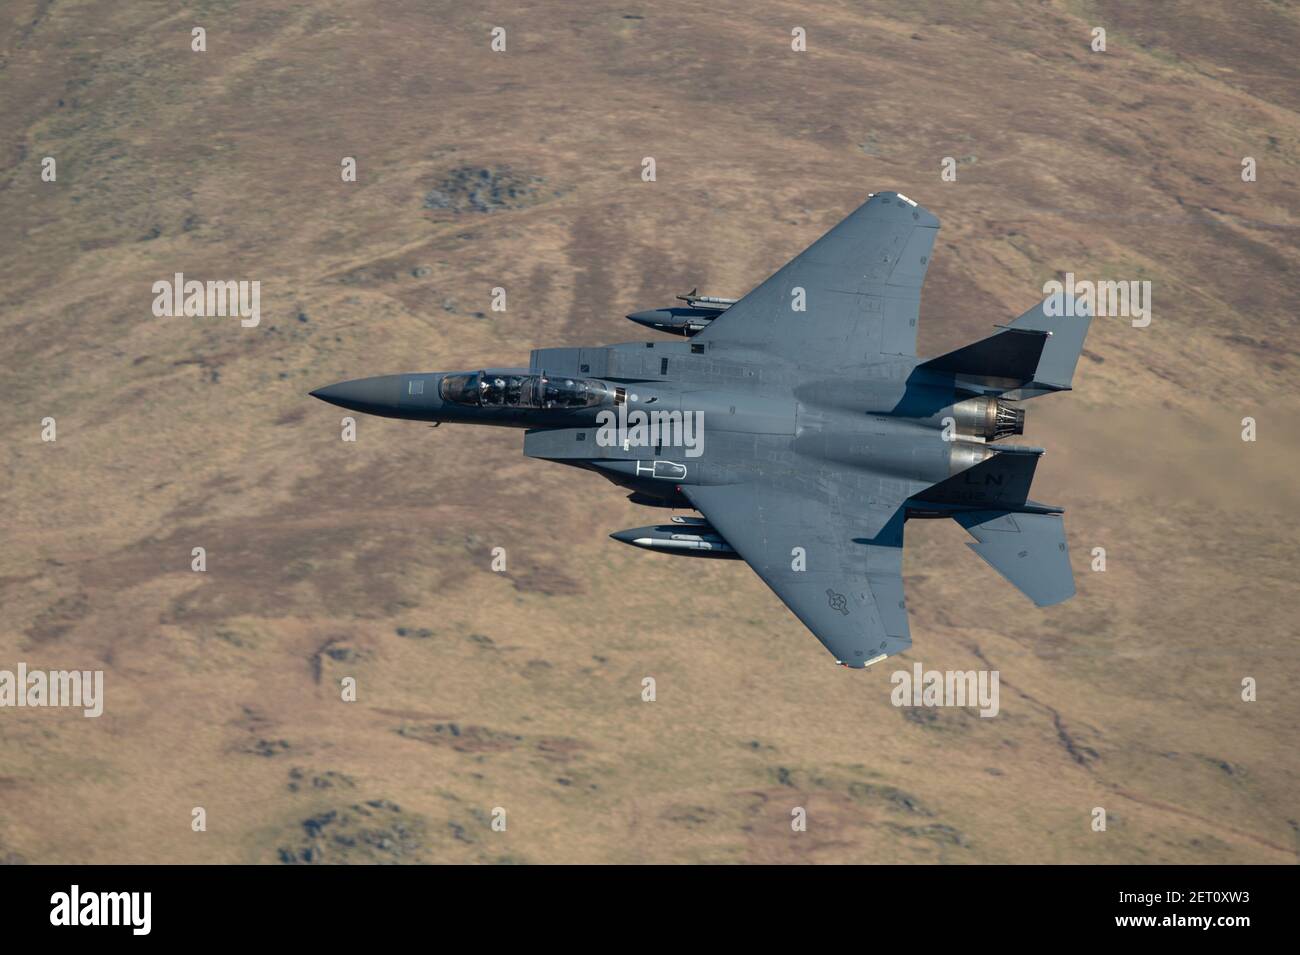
[1002,293,1094,397]
[918,295,1093,398]
[954,510,1075,606]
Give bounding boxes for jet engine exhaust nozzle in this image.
[991,400,1025,440]
[951,396,1025,441]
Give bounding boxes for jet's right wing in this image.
[693,191,939,366]
[683,480,911,668]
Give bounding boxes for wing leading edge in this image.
[683,482,911,668]
[693,191,940,366]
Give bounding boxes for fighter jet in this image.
[312,192,1091,668]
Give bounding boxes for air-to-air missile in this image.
[608,515,739,559]
[624,288,737,336]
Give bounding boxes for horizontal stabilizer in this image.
[954,510,1075,606]
[912,446,1043,509]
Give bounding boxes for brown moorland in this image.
[0,1,1296,863]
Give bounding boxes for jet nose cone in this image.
[310,375,404,416]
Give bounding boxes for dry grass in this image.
[1,0,1297,863]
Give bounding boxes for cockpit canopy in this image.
[439,372,610,410]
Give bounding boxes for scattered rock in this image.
[886,822,970,847]
[395,626,435,639]
[287,767,357,793]
[848,781,932,816]
[278,799,429,864]
[240,738,290,758]
[310,638,371,683]
[423,165,546,214]
[397,721,522,753]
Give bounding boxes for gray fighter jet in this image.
[312,192,1091,668]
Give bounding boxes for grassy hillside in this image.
[1,0,1296,863]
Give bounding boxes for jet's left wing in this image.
[683,480,911,668]
[693,191,939,366]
